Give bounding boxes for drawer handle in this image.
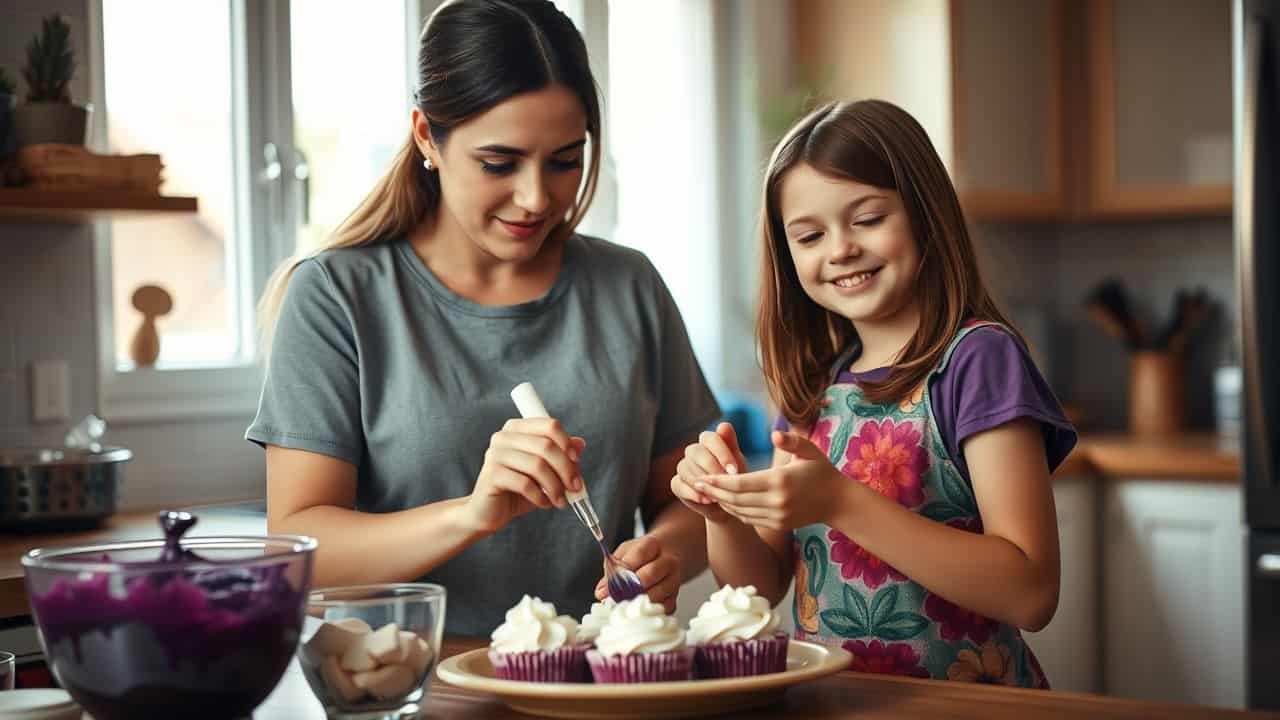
[1259,554,1280,578]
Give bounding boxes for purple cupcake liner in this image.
[488,646,590,683]
[585,646,696,683]
[694,632,789,679]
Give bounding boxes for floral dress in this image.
[791,322,1050,688]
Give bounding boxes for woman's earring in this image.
[422,157,434,171]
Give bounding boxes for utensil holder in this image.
[1128,351,1185,437]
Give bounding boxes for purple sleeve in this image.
[773,414,791,433]
[931,327,1077,485]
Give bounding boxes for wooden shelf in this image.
[0,188,198,223]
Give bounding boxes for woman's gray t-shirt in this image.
[246,235,721,635]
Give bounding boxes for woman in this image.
[247,0,719,635]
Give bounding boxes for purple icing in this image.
[26,511,307,720]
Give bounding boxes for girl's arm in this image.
[703,448,795,607]
[672,424,795,607]
[832,418,1060,630]
[703,419,1059,631]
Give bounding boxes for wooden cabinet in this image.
[943,0,1231,220]
[1083,0,1233,216]
[1102,481,1245,708]
[950,0,1066,219]
[1024,475,1100,694]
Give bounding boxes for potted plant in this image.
[13,14,91,148]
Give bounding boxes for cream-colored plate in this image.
[435,640,852,719]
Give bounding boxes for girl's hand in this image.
[670,422,742,523]
[465,418,586,534]
[593,534,682,614]
[696,430,852,531]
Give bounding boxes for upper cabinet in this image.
[950,0,1233,220]
[950,0,1066,219]
[1084,0,1233,217]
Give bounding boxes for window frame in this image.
[89,0,422,423]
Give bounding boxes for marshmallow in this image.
[365,623,407,665]
[321,654,365,703]
[333,617,373,634]
[403,632,434,677]
[340,638,378,672]
[304,619,369,663]
[352,663,417,701]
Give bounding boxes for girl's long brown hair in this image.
[758,100,1024,428]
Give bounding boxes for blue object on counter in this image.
[715,392,773,456]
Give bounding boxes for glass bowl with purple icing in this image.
[21,510,316,720]
[299,583,446,720]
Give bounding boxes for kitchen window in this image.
[92,0,422,421]
[93,0,751,423]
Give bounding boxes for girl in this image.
[249,0,719,636]
[672,100,1076,687]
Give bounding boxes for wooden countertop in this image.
[0,507,267,620]
[251,637,1279,719]
[1055,433,1239,481]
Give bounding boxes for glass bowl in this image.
[299,583,446,720]
[22,533,316,720]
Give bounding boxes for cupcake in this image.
[687,585,788,678]
[488,595,589,682]
[575,597,616,646]
[585,595,695,683]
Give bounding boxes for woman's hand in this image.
[594,535,682,614]
[670,422,743,524]
[464,418,586,534]
[696,430,858,531]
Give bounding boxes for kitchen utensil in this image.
[299,583,445,720]
[509,382,645,602]
[1084,279,1145,349]
[436,639,854,720]
[0,446,130,531]
[21,511,316,720]
[129,284,171,368]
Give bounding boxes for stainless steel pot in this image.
[0,447,131,531]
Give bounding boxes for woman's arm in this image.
[830,418,1060,630]
[599,444,710,613]
[267,416,587,588]
[267,447,484,586]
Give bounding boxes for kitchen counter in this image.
[1056,433,1239,481]
[250,637,1280,719]
[0,505,267,619]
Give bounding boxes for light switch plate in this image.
[31,360,71,423]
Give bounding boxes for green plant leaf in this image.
[874,612,930,641]
[868,585,900,628]
[820,609,867,638]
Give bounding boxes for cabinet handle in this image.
[1238,15,1275,492]
[1259,554,1280,579]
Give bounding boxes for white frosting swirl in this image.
[489,595,580,653]
[593,595,685,656]
[686,585,780,645]
[575,598,616,644]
